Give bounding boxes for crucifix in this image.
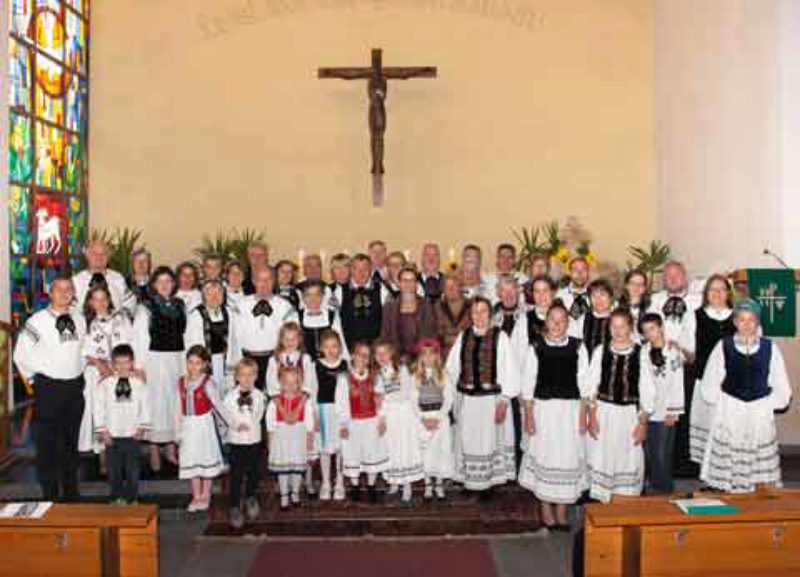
[319,48,437,206]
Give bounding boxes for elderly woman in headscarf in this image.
[699,298,792,493]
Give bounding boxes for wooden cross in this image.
[319,48,437,206]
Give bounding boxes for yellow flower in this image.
[553,246,570,264]
[586,251,598,265]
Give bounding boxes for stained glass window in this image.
[7,0,89,322]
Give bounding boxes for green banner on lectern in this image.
[747,269,796,337]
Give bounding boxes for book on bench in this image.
[671,498,740,515]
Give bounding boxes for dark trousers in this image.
[228,443,261,508]
[242,351,272,392]
[107,437,142,502]
[35,376,85,502]
[673,363,696,475]
[646,421,676,494]
[510,397,523,473]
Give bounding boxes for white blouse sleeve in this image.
[576,344,591,399]
[334,374,351,427]
[265,401,278,433]
[137,382,152,430]
[184,310,205,351]
[769,343,792,411]
[700,341,726,406]
[444,332,464,388]
[93,380,108,433]
[132,305,150,371]
[666,350,685,416]
[113,314,134,349]
[440,373,455,420]
[265,357,280,399]
[254,390,267,425]
[586,345,605,399]
[637,348,655,415]
[497,332,520,400]
[520,346,538,402]
[331,313,350,361]
[303,399,315,432]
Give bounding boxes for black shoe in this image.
[555,524,571,533]
[350,487,361,502]
[368,486,379,504]
[478,489,493,503]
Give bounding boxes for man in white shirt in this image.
[648,260,701,476]
[14,277,87,501]
[227,266,297,390]
[72,240,136,318]
[484,243,528,304]
[555,257,591,322]
[417,242,445,303]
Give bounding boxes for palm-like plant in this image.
[193,231,237,263]
[626,241,671,289]
[228,228,266,266]
[512,225,544,270]
[86,227,145,275]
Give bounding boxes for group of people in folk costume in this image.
[13,238,791,530]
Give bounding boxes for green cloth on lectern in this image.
[746,269,796,337]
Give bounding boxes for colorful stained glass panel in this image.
[9,0,33,40]
[33,193,67,260]
[65,10,85,75]
[9,186,31,256]
[64,133,83,192]
[35,53,67,122]
[35,121,65,189]
[65,75,86,132]
[34,5,66,63]
[67,195,86,257]
[9,113,33,184]
[9,38,31,112]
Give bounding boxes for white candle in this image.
[448,246,456,264]
[320,250,327,266]
[403,249,411,262]
[297,248,305,268]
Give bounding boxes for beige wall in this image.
[89,0,655,266]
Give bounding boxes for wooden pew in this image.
[0,504,158,577]
[584,489,800,577]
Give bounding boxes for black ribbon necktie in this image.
[56,314,76,335]
[115,377,132,400]
[238,391,253,409]
[649,347,666,375]
[89,272,107,289]
[663,296,687,321]
[253,299,273,317]
[569,294,590,320]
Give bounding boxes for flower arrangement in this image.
[513,217,599,272]
[193,228,267,266]
[87,227,146,275]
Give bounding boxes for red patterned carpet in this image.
[247,539,497,577]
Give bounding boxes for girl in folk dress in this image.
[265,322,317,400]
[267,366,315,510]
[314,331,349,501]
[374,341,424,504]
[175,262,202,313]
[176,345,226,512]
[275,259,302,311]
[80,285,134,459]
[410,338,455,500]
[574,279,614,360]
[689,274,735,465]
[519,303,589,530]
[336,342,388,502]
[586,309,655,503]
[700,299,792,493]
[133,266,186,471]
[445,297,519,496]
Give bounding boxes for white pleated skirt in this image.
[586,401,644,503]
[418,410,455,479]
[269,422,310,475]
[78,365,103,454]
[383,401,424,484]
[700,393,781,493]
[143,350,183,443]
[179,412,225,479]
[453,393,516,491]
[341,416,388,478]
[519,399,587,504]
[689,381,714,464]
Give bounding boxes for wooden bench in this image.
[0,504,158,577]
[584,489,800,577]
